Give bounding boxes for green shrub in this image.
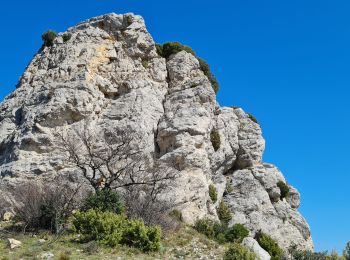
[224,243,256,260]
[225,224,249,243]
[216,201,232,225]
[209,184,218,203]
[210,129,221,151]
[196,218,249,245]
[62,33,72,43]
[159,42,195,59]
[121,219,161,252]
[256,232,284,260]
[277,181,290,200]
[198,58,219,93]
[72,209,127,246]
[72,209,161,252]
[247,113,258,124]
[169,209,183,222]
[155,44,164,57]
[216,232,227,244]
[194,218,216,239]
[82,189,124,214]
[42,30,57,47]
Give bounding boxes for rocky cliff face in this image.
[0,13,313,253]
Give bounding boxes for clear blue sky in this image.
[0,0,349,253]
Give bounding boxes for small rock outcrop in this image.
[242,237,271,260]
[0,13,313,252]
[7,238,22,249]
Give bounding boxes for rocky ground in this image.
[0,222,224,260]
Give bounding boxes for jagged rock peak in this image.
[0,13,313,255]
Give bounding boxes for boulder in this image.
[7,238,22,249]
[242,237,271,260]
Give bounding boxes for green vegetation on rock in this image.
[42,30,57,47]
[156,42,219,93]
[224,224,249,243]
[209,184,218,203]
[216,201,232,225]
[277,181,290,200]
[247,113,258,124]
[256,232,283,260]
[210,129,221,151]
[194,218,216,239]
[62,33,72,42]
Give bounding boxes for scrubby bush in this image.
[42,30,57,47]
[72,209,126,246]
[256,232,284,260]
[159,42,195,59]
[155,44,164,57]
[123,186,177,231]
[209,184,218,203]
[62,33,72,42]
[216,201,232,225]
[121,219,161,252]
[82,189,124,214]
[247,113,258,124]
[194,218,216,239]
[72,209,161,252]
[195,218,249,244]
[169,209,183,222]
[7,179,83,233]
[210,129,221,151]
[225,224,249,243]
[277,181,290,200]
[198,58,219,93]
[224,243,256,260]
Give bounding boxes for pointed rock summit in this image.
[0,13,313,252]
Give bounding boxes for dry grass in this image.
[0,222,226,259]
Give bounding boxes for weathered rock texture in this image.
[0,13,313,252]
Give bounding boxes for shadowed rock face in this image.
[0,13,313,252]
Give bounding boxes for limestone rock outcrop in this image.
[0,13,313,252]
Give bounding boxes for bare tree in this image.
[54,122,176,191]
[54,122,179,229]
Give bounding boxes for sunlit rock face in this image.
[0,13,313,252]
